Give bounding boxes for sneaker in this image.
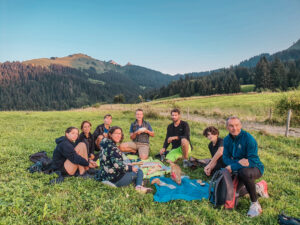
[101,180,117,188]
[247,201,262,217]
[49,176,64,184]
[256,180,269,198]
[135,186,153,194]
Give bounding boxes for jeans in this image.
[114,169,143,187]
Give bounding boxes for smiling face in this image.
[111,129,122,143]
[135,110,144,121]
[66,128,79,142]
[206,132,218,143]
[82,122,91,135]
[226,118,242,136]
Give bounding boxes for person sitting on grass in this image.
[76,121,97,160]
[119,109,154,160]
[159,108,192,168]
[223,116,268,218]
[52,127,98,178]
[202,126,226,176]
[93,114,112,151]
[95,126,152,194]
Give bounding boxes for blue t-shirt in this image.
[130,123,153,133]
[104,127,109,133]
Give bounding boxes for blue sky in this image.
[1,0,300,74]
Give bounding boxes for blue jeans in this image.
[114,169,143,187]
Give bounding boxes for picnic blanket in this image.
[150,176,209,203]
[138,158,170,179]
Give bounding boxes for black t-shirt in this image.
[76,132,95,156]
[208,137,223,157]
[208,137,226,168]
[163,120,192,150]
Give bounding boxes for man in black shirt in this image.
[160,109,192,167]
[93,114,112,151]
[202,126,226,176]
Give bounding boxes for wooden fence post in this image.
[285,109,292,137]
[269,108,272,121]
[187,107,190,120]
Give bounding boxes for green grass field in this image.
[145,91,296,123]
[241,84,255,93]
[0,108,299,224]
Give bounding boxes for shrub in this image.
[144,110,163,120]
[274,91,300,126]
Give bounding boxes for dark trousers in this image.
[237,167,262,202]
[114,169,143,187]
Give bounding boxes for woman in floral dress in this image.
[95,126,152,193]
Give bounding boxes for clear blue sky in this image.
[1,0,300,74]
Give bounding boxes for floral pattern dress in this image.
[95,138,133,182]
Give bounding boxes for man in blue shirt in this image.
[120,109,154,160]
[223,116,267,218]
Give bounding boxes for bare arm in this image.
[209,146,224,168]
[146,129,155,137]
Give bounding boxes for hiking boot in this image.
[256,180,269,198]
[247,201,262,217]
[135,186,153,194]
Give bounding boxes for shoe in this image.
[256,180,269,198]
[87,168,97,175]
[101,181,117,188]
[135,186,153,194]
[49,176,64,184]
[247,201,262,217]
[183,159,190,168]
[78,172,94,179]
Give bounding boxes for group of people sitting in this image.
[51,108,268,217]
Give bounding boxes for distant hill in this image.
[287,39,300,51]
[23,53,178,90]
[238,39,300,68]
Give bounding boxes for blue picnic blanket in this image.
[150,176,209,203]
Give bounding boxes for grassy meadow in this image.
[144,91,297,124]
[0,98,299,224]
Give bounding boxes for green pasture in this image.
[146,92,287,123]
[0,109,299,224]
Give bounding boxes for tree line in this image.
[0,62,141,110]
[146,57,300,100]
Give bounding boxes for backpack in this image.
[209,169,239,209]
[278,213,300,225]
[28,151,53,174]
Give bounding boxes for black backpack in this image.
[209,169,239,209]
[28,151,53,174]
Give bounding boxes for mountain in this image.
[287,39,300,51]
[23,53,178,90]
[0,54,181,110]
[238,40,300,68]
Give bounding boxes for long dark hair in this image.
[80,120,92,130]
[65,127,79,135]
[107,126,124,143]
